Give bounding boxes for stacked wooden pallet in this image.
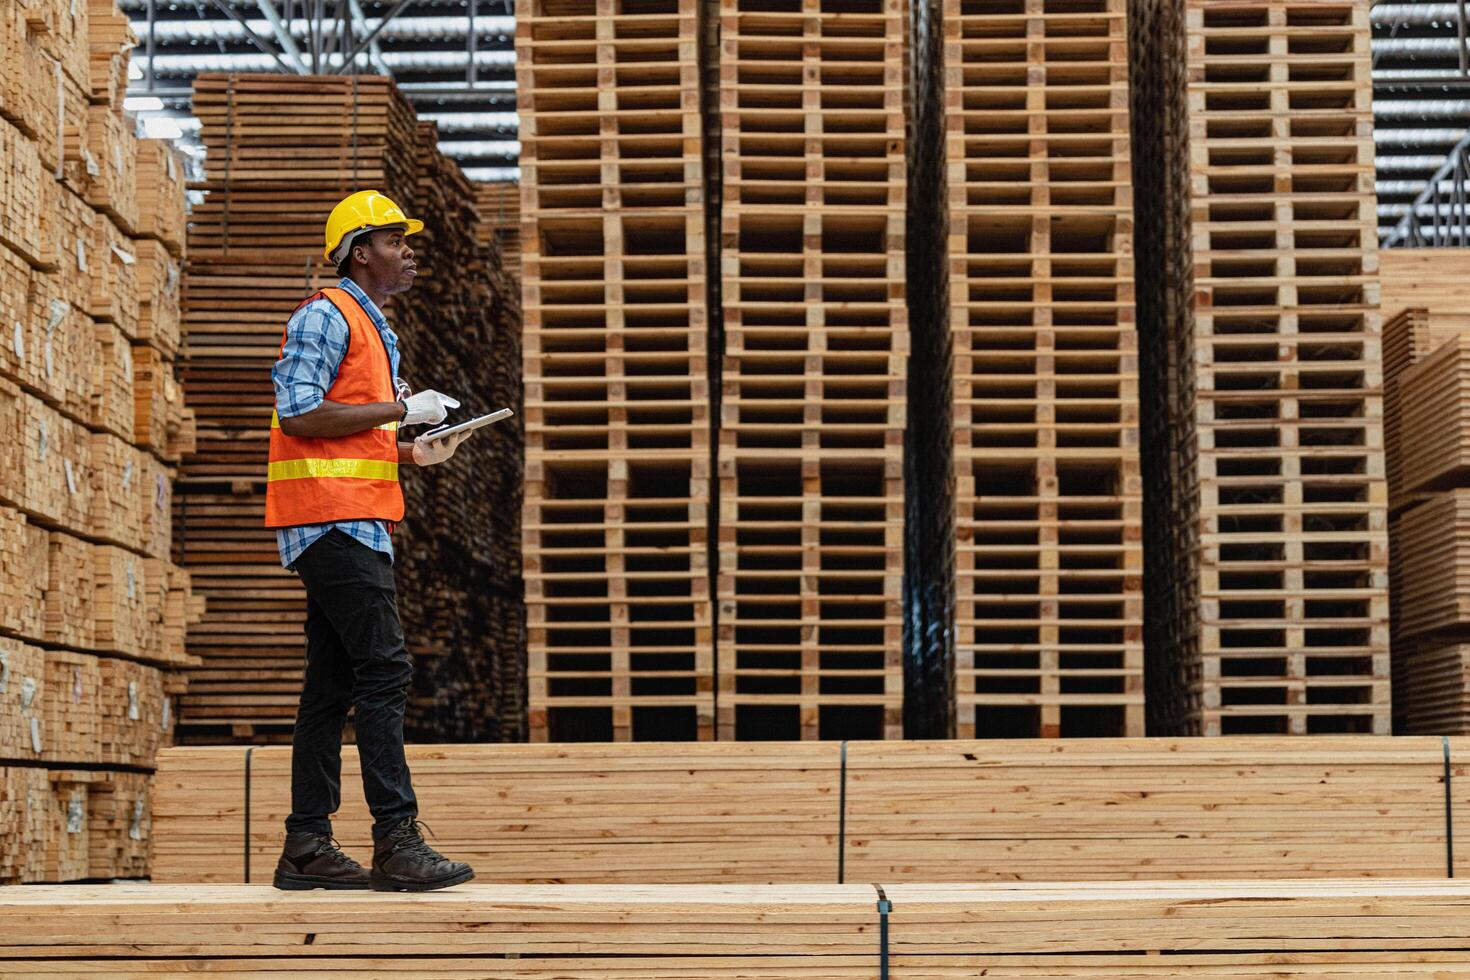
[945,0,1142,738]
[13,879,1470,977]
[518,0,716,741]
[474,180,521,281]
[714,0,907,741]
[177,74,523,744]
[1134,0,1389,735]
[0,0,202,885]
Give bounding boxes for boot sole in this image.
[370,866,476,892]
[273,870,370,891]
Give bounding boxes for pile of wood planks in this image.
[12,879,1470,976]
[1132,0,1390,736]
[175,73,523,744]
[152,736,1470,884]
[474,181,520,282]
[397,119,526,742]
[518,0,717,741]
[945,0,1142,739]
[0,0,202,885]
[1380,248,1470,323]
[1382,297,1470,732]
[713,0,907,741]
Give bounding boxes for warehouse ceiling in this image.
[123,1,1468,245]
[1373,2,1470,246]
[118,0,519,182]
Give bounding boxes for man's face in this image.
[354,227,417,296]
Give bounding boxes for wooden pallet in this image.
[519,0,714,741]
[1135,0,1389,736]
[946,0,1143,739]
[525,455,714,742]
[714,0,907,741]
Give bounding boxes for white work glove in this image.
[412,431,470,467]
[400,389,461,426]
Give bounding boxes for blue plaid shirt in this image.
[271,277,402,569]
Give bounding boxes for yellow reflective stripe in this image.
[271,410,399,432]
[267,458,399,482]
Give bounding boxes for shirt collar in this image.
[337,277,392,335]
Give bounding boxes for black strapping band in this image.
[244,746,254,884]
[1445,736,1454,879]
[874,884,891,980]
[838,740,848,884]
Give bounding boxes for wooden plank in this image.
[1380,248,1470,319]
[155,742,840,885]
[151,736,1470,887]
[844,736,1455,880]
[9,880,1470,975]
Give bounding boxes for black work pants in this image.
[285,528,418,842]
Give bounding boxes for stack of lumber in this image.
[1386,321,1470,732]
[1381,307,1470,732]
[0,0,202,885]
[1132,0,1390,735]
[714,0,907,741]
[945,0,1142,738]
[156,742,841,884]
[841,737,1458,880]
[1380,248,1470,321]
[13,880,1470,977]
[518,0,716,741]
[474,180,521,281]
[396,120,525,742]
[152,736,1470,884]
[176,74,523,743]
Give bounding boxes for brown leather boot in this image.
[273,831,371,890]
[370,817,475,892]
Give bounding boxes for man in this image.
[265,189,475,892]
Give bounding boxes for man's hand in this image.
[401,389,461,426]
[410,431,471,466]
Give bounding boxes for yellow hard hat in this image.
[323,189,424,263]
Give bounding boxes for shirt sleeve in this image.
[272,300,350,419]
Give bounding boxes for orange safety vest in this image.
[264,288,404,528]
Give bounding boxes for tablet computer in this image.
[419,408,514,443]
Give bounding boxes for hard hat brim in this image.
[323,219,425,262]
